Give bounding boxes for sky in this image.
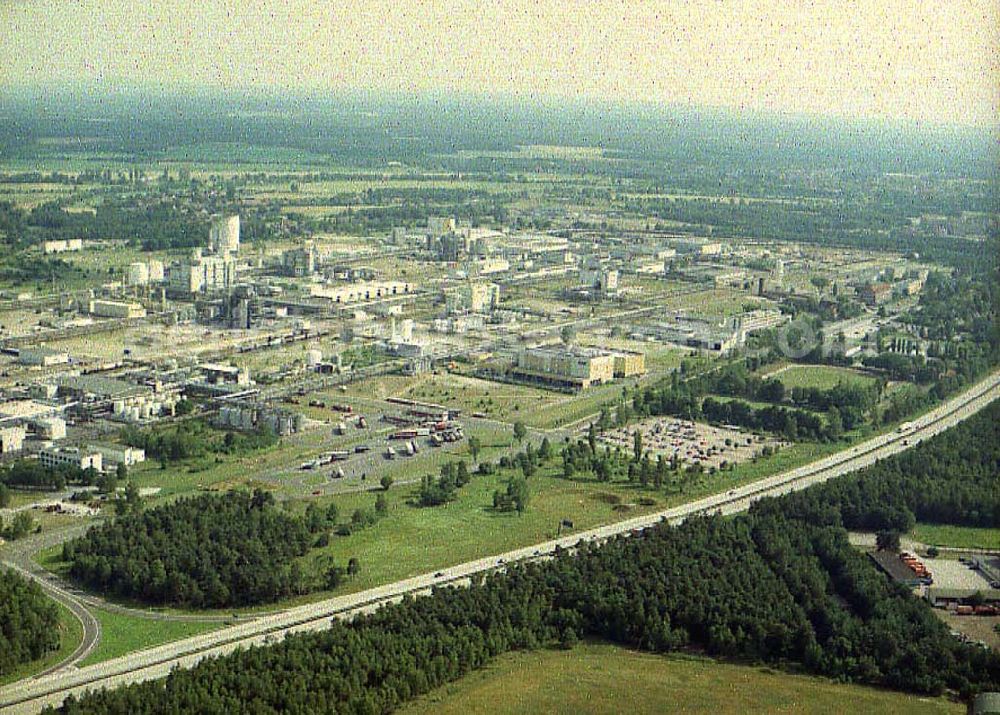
[2,0,998,127]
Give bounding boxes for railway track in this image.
[2,369,997,714]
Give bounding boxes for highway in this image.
[2,369,997,714]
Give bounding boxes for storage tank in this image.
[306,349,323,367]
[113,400,125,414]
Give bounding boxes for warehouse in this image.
[513,346,644,390]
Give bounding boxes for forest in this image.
[47,399,1000,713]
[0,569,60,677]
[61,490,318,608]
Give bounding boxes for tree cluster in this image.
[0,569,60,677]
[62,490,313,608]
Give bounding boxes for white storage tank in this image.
[306,349,323,367]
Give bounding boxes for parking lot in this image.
[600,417,785,469]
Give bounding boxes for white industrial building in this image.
[89,299,146,319]
[89,444,146,469]
[42,239,83,254]
[17,347,70,367]
[210,214,240,255]
[0,425,26,454]
[168,249,237,294]
[39,446,102,472]
[310,281,412,304]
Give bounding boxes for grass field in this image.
[912,523,1000,551]
[0,600,83,687]
[79,609,222,667]
[399,644,961,715]
[775,365,876,391]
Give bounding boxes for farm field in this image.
[399,644,961,715]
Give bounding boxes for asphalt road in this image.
[2,369,997,714]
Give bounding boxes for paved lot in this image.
[923,558,995,590]
[601,417,783,469]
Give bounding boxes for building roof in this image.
[868,550,926,583]
[54,375,149,399]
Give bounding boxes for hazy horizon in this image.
[2,0,997,129]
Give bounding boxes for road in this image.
[2,369,997,714]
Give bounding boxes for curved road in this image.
[2,369,997,714]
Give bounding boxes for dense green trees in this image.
[0,569,60,677]
[62,490,314,608]
[120,420,277,465]
[754,398,1000,531]
[1,459,99,491]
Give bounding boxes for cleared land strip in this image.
[2,370,998,714]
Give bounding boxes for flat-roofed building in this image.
[18,347,70,367]
[515,346,623,389]
[39,446,102,472]
[89,444,146,469]
[310,281,412,304]
[613,351,645,378]
[89,299,146,319]
[0,425,26,454]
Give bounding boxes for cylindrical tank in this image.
[306,349,323,367]
[113,400,125,414]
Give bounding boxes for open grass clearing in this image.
[79,609,222,667]
[912,524,1000,551]
[399,643,960,715]
[776,364,877,391]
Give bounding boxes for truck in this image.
[384,446,396,460]
[332,467,346,479]
[335,422,347,435]
[329,450,350,462]
[404,441,416,456]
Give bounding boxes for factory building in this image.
[199,363,252,386]
[216,403,302,436]
[282,241,319,276]
[125,261,164,286]
[446,282,500,314]
[17,347,70,367]
[514,346,644,390]
[167,249,237,295]
[88,299,146,319]
[89,444,146,469]
[39,446,102,472]
[310,281,412,304]
[42,239,83,254]
[858,282,892,306]
[209,214,240,255]
[0,425,26,454]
